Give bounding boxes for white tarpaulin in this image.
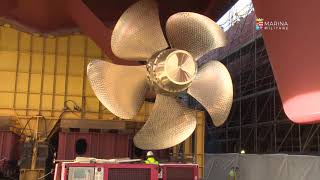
[204,153,320,180]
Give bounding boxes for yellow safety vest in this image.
[144,157,159,165]
[228,169,237,180]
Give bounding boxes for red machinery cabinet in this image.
[161,164,198,180]
[56,162,158,180]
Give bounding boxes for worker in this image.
[228,167,239,180]
[144,151,159,165]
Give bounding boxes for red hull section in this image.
[252,0,320,123]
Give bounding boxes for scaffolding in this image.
[187,7,320,154]
[204,29,320,155]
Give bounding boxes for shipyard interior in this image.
[0,0,319,180]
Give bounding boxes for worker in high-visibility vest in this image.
[144,151,159,165]
[228,167,239,180]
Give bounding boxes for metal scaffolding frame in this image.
[203,35,320,154]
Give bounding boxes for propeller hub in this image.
[147,49,197,93]
[165,50,196,85]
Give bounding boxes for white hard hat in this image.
[147,151,154,157]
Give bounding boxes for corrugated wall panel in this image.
[0,131,19,162]
[57,132,129,160]
[98,133,116,159]
[115,134,129,158]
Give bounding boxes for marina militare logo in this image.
[256,18,264,30]
[256,18,288,31]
